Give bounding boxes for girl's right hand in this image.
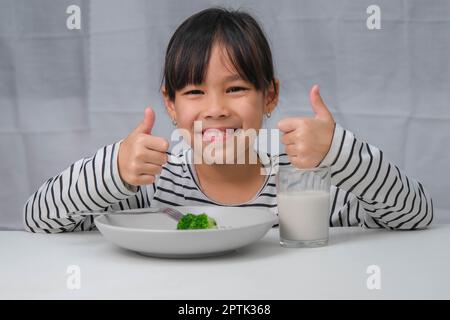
[118,107,169,187]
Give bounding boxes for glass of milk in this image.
[276,165,330,248]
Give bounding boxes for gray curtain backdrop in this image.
[1,0,449,230]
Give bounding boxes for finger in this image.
[284,144,299,157]
[135,107,155,134]
[277,117,304,133]
[310,85,333,121]
[288,154,301,167]
[284,144,297,157]
[135,174,156,186]
[137,163,163,176]
[139,149,168,166]
[142,135,170,153]
[289,155,310,169]
[281,130,302,145]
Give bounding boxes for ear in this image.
[161,86,177,121]
[264,78,280,114]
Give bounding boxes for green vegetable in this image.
[176,213,217,230]
[176,213,196,230]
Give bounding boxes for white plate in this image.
[94,206,278,258]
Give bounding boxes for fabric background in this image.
[0,0,449,230]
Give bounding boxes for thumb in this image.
[137,107,155,135]
[310,85,333,121]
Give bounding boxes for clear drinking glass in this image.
[276,165,331,248]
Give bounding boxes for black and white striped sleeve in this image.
[319,124,434,230]
[22,141,152,233]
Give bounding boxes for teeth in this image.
[201,128,242,142]
[202,128,240,134]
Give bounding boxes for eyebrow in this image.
[182,74,244,90]
[223,74,243,82]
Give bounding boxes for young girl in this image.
[23,7,433,233]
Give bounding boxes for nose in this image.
[203,95,230,120]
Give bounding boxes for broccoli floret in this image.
[191,213,217,229]
[176,213,196,230]
[176,212,217,230]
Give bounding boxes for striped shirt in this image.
[23,123,434,233]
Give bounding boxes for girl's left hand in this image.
[277,85,336,169]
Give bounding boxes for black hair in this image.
[161,7,277,101]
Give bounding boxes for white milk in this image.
[277,190,330,241]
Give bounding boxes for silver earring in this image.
[172,118,177,126]
[266,112,271,118]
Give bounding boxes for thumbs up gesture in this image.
[277,85,336,169]
[118,107,169,187]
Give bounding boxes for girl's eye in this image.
[227,87,248,93]
[185,90,204,95]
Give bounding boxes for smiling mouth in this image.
[200,127,243,142]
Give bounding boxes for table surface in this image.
[1,225,450,300]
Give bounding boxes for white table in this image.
[1,225,449,299]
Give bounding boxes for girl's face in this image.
[163,43,279,161]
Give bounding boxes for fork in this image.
[67,207,185,221]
